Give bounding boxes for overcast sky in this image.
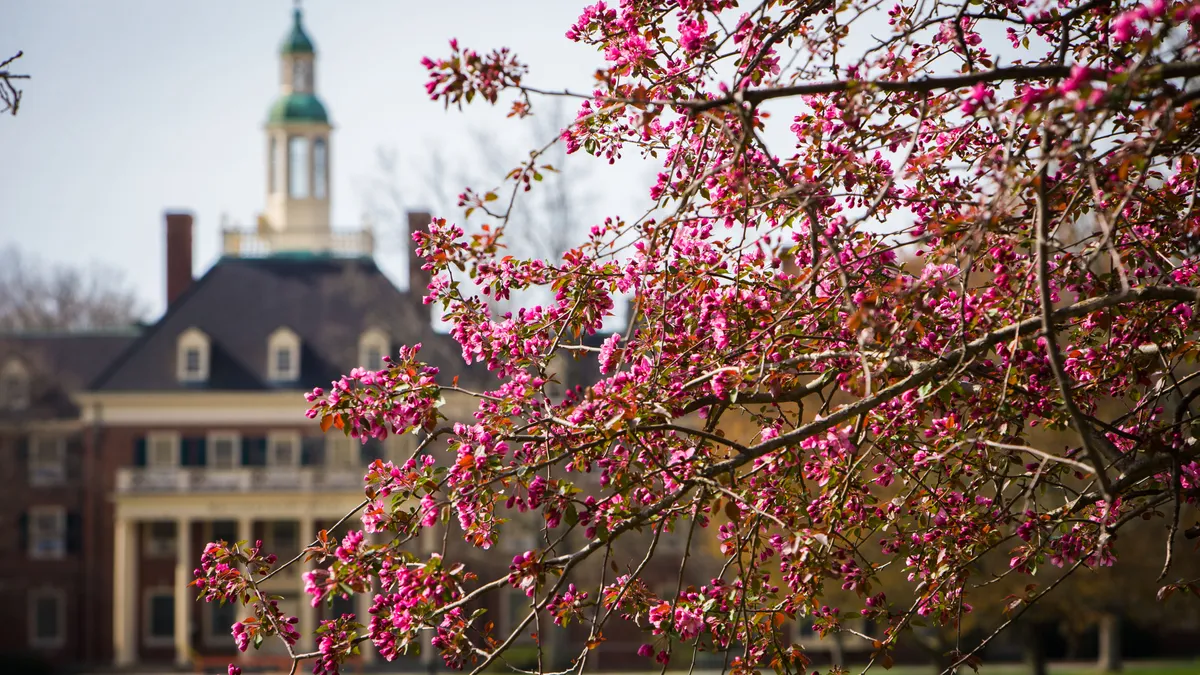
[0,1,654,318]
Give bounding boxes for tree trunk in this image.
[1024,624,1047,675]
[1097,613,1123,673]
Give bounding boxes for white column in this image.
[238,515,254,546]
[297,516,316,649]
[356,579,376,664]
[113,515,138,666]
[174,516,193,666]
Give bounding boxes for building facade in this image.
[0,9,480,671]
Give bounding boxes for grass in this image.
[828,662,1200,675]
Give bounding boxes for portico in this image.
[111,490,374,667]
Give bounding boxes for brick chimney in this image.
[407,211,432,298]
[165,212,194,306]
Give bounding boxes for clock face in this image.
[293,59,311,92]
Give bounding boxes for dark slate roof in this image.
[0,331,139,418]
[90,255,489,392]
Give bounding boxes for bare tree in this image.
[0,246,145,332]
[0,51,28,116]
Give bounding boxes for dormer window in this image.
[176,328,211,383]
[268,327,301,382]
[0,358,31,410]
[358,328,390,370]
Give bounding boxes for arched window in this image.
[288,136,309,199]
[176,328,211,383]
[313,137,327,200]
[267,327,301,382]
[268,136,277,194]
[358,328,390,370]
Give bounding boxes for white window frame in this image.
[268,431,302,468]
[29,436,67,486]
[146,432,181,469]
[143,587,176,647]
[28,506,66,560]
[28,588,65,649]
[144,520,178,559]
[176,328,211,383]
[207,431,241,470]
[1,358,31,410]
[358,328,390,370]
[267,327,301,382]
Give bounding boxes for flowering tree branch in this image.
[197,2,1200,674]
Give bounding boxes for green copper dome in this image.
[280,8,315,54]
[267,92,329,124]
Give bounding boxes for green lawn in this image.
[827,662,1199,675]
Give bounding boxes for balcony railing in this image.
[221,228,374,258]
[116,467,363,494]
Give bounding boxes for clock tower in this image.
[262,6,333,251]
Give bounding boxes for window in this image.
[146,432,180,468]
[206,601,237,646]
[313,137,328,199]
[185,348,201,374]
[274,134,287,195]
[269,432,301,468]
[358,328,389,370]
[268,136,277,194]
[329,592,355,622]
[289,136,309,199]
[275,347,292,375]
[28,589,64,648]
[267,327,301,382]
[292,58,312,92]
[267,520,300,560]
[145,521,177,558]
[176,328,211,383]
[241,437,268,467]
[29,437,66,486]
[210,520,238,544]
[503,587,534,642]
[300,436,325,466]
[326,435,356,470]
[360,438,386,466]
[145,590,175,645]
[29,506,66,560]
[0,358,30,410]
[208,432,240,470]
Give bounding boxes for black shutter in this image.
[242,437,267,467]
[18,512,28,555]
[196,436,207,467]
[17,435,29,461]
[67,436,84,482]
[133,437,147,467]
[66,511,82,555]
[181,437,208,467]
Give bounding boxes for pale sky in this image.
[0,1,652,318]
